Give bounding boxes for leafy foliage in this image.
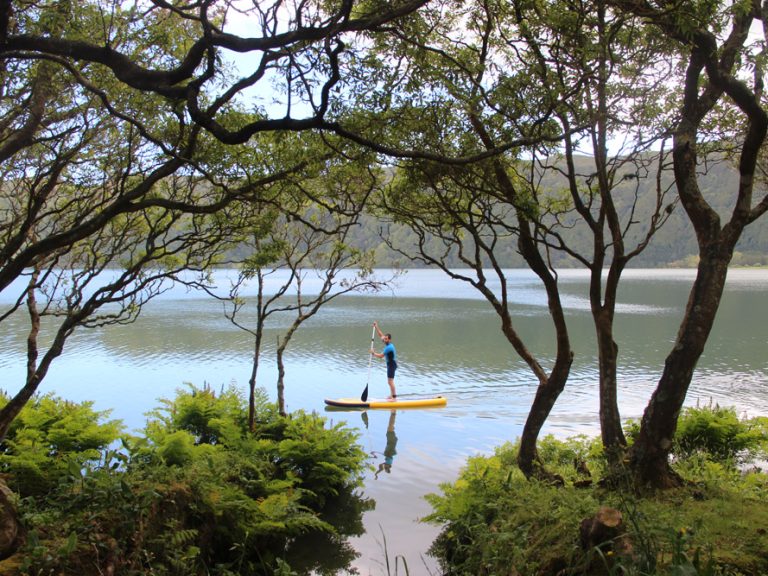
[426,425,768,575]
[0,392,123,497]
[425,438,603,574]
[1,385,369,575]
[145,382,252,446]
[625,404,768,465]
[673,405,768,464]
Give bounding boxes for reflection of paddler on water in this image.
[373,410,398,479]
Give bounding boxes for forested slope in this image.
[354,155,767,268]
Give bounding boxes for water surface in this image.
[1,268,767,574]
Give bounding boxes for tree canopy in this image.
[2,0,768,494]
[0,0,430,439]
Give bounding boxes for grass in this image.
[424,433,768,576]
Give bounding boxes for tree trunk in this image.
[248,329,263,432]
[515,222,574,479]
[245,273,267,432]
[0,479,20,559]
[276,338,287,417]
[595,311,626,460]
[628,128,729,485]
[630,254,731,487]
[0,270,45,441]
[517,366,571,480]
[0,378,40,443]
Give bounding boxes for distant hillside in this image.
[357,155,768,269]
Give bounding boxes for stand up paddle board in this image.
[324,396,447,409]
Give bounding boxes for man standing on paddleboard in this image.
[372,321,398,400]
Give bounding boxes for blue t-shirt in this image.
[383,342,397,366]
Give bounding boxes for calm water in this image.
[1,268,768,574]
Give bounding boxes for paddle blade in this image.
[361,384,369,402]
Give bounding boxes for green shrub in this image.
[158,430,196,466]
[4,384,369,576]
[425,441,601,574]
[673,404,768,464]
[426,433,768,576]
[276,412,367,506]
[0,392,123,497]
[144,382,253,446]
[625,404,768,466]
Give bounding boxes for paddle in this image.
[361,323,376,401]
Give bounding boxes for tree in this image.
[0,44,260,439]
[0,0,433,151]
[0,155,261,440]
[367,0,683,475]
[506,0,679,460]
[381,161,575,480]
[217,156,394,419]
[606,0,768,487]
[271,219,389,416]
[0,0,432,438]
[359,0,582,479]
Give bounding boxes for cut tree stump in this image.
[579,506,633,557]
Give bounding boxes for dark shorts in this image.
[387,362,398,379]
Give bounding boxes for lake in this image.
[1,268,767,574]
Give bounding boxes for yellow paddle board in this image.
[324,396,447,409]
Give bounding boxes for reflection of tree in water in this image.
[285,483,375,574]
[374,410,398,479]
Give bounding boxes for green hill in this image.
[359,155,768,268]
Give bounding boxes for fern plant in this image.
[5,384,368,576]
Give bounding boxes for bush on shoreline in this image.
[0,385,370,575]
[425,405,768,575]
